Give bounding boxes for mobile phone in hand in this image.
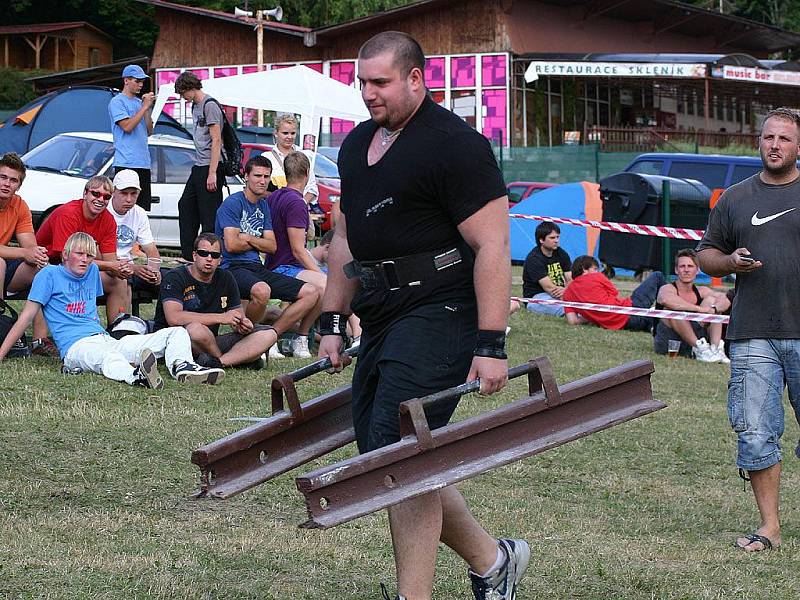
[740,255,758,263]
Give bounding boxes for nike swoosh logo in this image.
[751,208,797,226]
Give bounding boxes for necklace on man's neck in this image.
[379,127,403,146]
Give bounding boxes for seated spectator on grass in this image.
[109,170,162,308]
[521,221,572,317]
[0,232,224,387]
[0,152,48,298]
[563,255,666,331]
[265,152,361,342]
[154,233,277,370]
[33,176,131,355]
[215,154,320,359]
[654,248,731,363]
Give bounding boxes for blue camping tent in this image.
[510,182,602,265]
[0,85,189,155]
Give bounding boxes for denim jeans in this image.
[728,338,800,471]
[624,271,666,331]
[526,292,564,317]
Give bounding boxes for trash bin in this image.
[598,173,711,272]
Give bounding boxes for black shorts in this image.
[3,258,24,294]
[351,299,478,453]
[226,261,305,302]
[215,324,274,352]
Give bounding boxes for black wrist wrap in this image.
[474,329,507,359]
[319,311,350,338]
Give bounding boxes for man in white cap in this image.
[108,64,155,210]
[109,170,161,310]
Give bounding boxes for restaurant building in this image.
[138,0,800,147]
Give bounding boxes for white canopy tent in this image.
[152,65,370,161]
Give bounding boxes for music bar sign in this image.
[715,65,800,87]
[525,61,707,82]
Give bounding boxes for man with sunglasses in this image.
[154,232,277,369]
[33,176,131,351]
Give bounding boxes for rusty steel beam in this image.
[296,358,663,529]
[190,348,359,499]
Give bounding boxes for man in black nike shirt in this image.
[698,107,800,553]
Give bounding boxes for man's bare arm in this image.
[162,299,242,328]
[459,196,510,395]
[697,247,762,277]
[317,214,360,371]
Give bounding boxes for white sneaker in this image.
[268,343,286,359]
[693,338,720,363]
[715,341,731,364]
[291,335,312,359]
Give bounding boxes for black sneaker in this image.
[468,538,530,600]
[172,360,225,385]
[196,352,224,369]
[132,349,164,389]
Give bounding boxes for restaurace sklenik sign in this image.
[524,61,707,82]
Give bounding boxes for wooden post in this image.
[256,10,264,127]
[54,37,59,71]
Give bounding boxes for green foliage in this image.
[685,0,800,45]
[7,0,157,59]
[0,68,44,110]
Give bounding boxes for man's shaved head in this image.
[358,31,426,78]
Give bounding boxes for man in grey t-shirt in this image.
[174,72,224,261]
[697,107,800,553]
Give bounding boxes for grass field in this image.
[2,292,800,599]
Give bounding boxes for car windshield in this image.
[313,153,340,179]
[23,135,114,178]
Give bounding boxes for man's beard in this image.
[761,148,797,178]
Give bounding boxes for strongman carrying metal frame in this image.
[192,355,663,530]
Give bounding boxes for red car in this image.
[506,181,556,208]
[241,143,340,231]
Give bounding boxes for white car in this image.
[20,132,244,248]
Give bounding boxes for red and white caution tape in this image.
[511,296,729,324]
[509,213,704,241]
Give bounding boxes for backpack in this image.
[203,97,244,177]
[106,312,150,340]
[0,299,31,358]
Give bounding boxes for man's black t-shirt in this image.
[154,265,241,335]
[338,96,507,331]
[522,246,571,297]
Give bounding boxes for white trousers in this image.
[63,328,194,384]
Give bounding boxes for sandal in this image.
[734,532,773,551]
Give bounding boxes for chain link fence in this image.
[493,144,641,184]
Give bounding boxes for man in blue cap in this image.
[108,64,155,211]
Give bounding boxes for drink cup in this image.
[668,339,681,358]
[147,257,162,270]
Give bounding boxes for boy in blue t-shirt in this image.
[0,232,224,388]
[108,64,154,210]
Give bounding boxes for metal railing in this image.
[588,126,758,152]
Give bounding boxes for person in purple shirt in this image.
[214,154,320,358]
[267,151,361,341]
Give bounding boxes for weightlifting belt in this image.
[344,247,463,291]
